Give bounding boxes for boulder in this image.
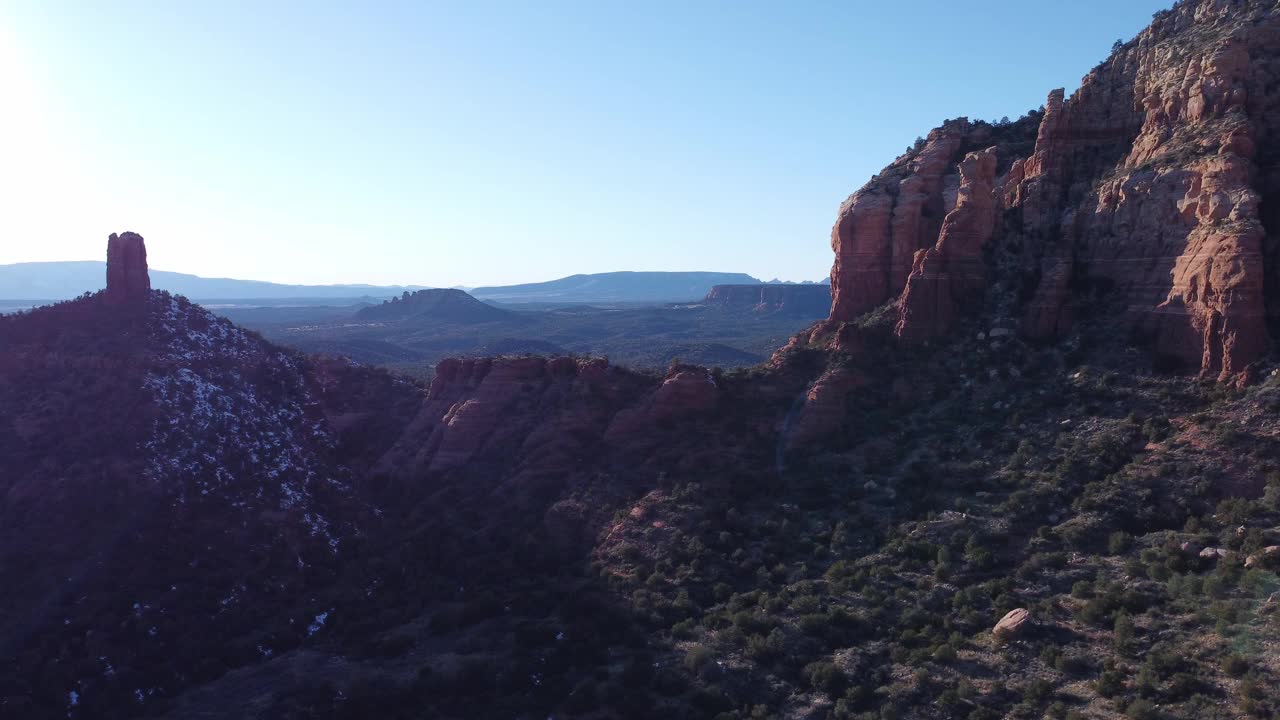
[993,608,1031,640]
[1244,545,1280,569]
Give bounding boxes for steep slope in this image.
[0,236,422,718]
[10,4,1280,720]
[823,0,1280,384]
[146,293,1280,720]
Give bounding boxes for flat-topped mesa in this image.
[701,283,831,316]
[105,231,151,304]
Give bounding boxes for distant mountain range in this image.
[0,262,828,307]
[469,271,765,303]
[0,261,427,302]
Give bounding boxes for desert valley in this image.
[4,1,1280,719]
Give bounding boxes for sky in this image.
[0,0,1172,287]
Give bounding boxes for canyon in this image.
[5,2,1280,719]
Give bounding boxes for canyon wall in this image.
[701,284,831,316]
[826,0,1280,382]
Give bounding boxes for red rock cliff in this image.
[826,0,1280,382]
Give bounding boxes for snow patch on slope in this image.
[140,295,347,549]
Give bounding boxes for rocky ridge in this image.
[822,0,1280,384]
[0,234,423,718]
[8,4,1280,718]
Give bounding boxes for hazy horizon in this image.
[0,257,806,293]
[3,0,1169,287]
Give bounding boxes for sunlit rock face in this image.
[826,0,1280,383]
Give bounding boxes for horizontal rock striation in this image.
[896,147,1000,341]
[825,0,1280,382]
[701,284,831,316]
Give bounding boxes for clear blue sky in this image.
[1,1,1170,287]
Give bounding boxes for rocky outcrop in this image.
[701,284,831,317]
[365,351,796,526]
[604,366,719,441]
[896,147,999,340]
[825,0,1280,382]
[376,357,727,479]
[828,121,968,321]
[1200,546,1229,560]
[649,367,719,414]
[1244,545,1280,569]
[786,367,867,448]
[380,356,621,474]
[105,231,150,303]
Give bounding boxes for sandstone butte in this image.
[105,231,151,304]
[821,0,1280,385]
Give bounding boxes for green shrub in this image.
[1096,668,1125,698]
[1108,531,1133,555]
[684,644,714,674]
[1113,612,1134,650]
[1022,678,1053,705]
[1223,654,1249,677]
[1054,653,1090,675]
[1124,698,1158,720]
[745,628,785,662]
[803,660,846,697]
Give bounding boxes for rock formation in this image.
[1244,545,1280,569]
[825,0,1280,382]
[105,231,150,304]
[828,120,970,321]
[992,607,1031,640]
[601,365,721,445]
[701,283,831,316]
[785,366,868,448]
[896,147,999,341]
[376,355,649,477]
[356,288,516,323]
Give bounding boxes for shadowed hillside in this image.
[8,2,1280,719]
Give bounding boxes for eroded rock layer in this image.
[701,284,831,316]
[826,0,1280,381]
